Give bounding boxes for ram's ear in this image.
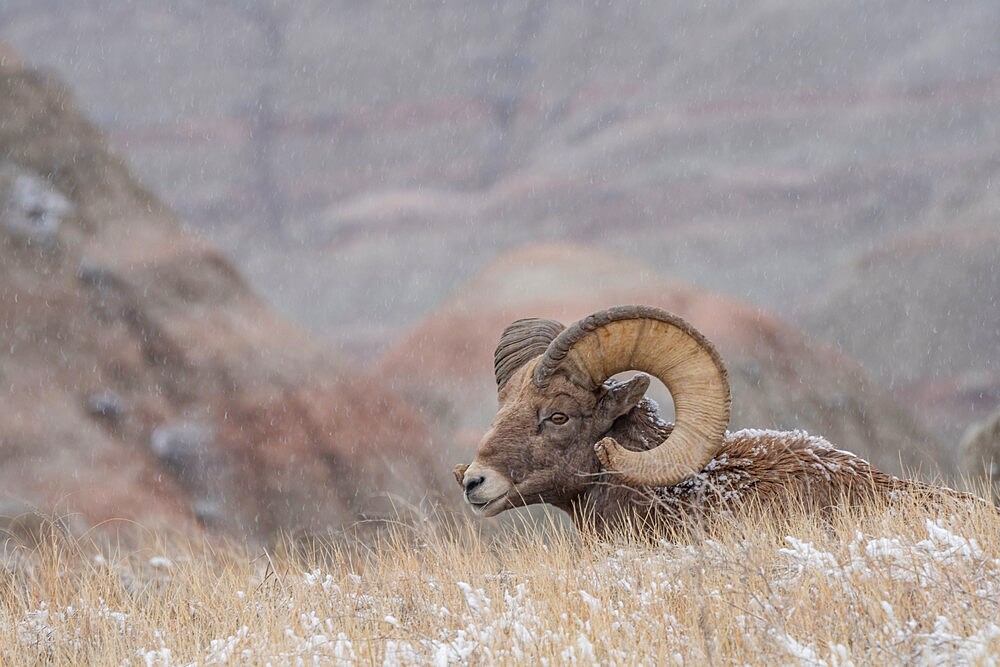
[494,318,565,391]
[594,374,651,429]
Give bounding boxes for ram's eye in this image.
[549,412,569,425]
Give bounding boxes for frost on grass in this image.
[771,519,1000,664]
[147,556,173,570]
[4,515,999,665]
[16,600,128,653]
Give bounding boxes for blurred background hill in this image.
[1,1,998,535]
[0,56,441,541]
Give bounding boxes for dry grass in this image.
[2,493,999,666]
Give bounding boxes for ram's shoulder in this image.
[721,428,871,470]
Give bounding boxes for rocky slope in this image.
[0,57,442,541]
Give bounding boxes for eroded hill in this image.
[0,58,442,541]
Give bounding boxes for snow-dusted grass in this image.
[2,494,999,665]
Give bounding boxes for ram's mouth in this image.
[468,493,507,515]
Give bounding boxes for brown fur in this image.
[456,358,975,535]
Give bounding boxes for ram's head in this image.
[453,305,732,517]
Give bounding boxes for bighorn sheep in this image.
[453,306,969,534]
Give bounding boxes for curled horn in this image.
[494,318,565,391]
[534,305,731,487]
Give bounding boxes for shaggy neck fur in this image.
[565,397,972,536]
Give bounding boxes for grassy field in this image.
[2,492,999,666]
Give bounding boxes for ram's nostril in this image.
[464,475,485,493]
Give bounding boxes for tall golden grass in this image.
[2,491,998,665]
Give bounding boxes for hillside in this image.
[0,57,442,541]
[2,2,996,460]
[3,2,998,363]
